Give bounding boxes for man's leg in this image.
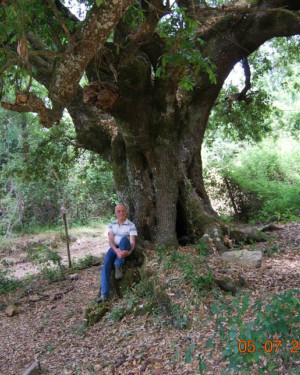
[100,248,117,299]
[114,237,130,279]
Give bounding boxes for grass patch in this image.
[156,246,213,294]
[40,266,66,282]
[73,254,99,269]
[0,269,21,295]
[26,243,62,265]
[0,238,14,252]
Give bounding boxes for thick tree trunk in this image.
[65,0,300,249]
[112,134,220,247]
[68,55,226,248]
[108,89,223,247]
[111,132,157,242]
[111,122,182,247]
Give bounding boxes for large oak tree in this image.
[1,0,299,247]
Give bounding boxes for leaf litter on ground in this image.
[0,221,299,374]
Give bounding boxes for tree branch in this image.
[2,1,134,128]
[1,93,62,128]
[45,0,72,40]
[201,6,300,87]
[26,32,54,65]
[54,0,81,23]
[119,0,169,61]
[48,1,134,112]
[67,90,114,160]
[25,32,57,87]
[239,58,251,100]
[176,0,208,18]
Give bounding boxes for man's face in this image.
[115,205,127,222]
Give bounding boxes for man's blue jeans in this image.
[100,236,130,297]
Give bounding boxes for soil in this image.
[0,224,109,279]
[0,221,300,375]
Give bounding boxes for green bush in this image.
[228,139,300,221]
[27,244,62,265]
[204,137,300,222]
[133,277,156,299]
[74,254,97,269]
[0,269,20,295]
[40,266,65,282]
[206,290,300,374]
[191,238,209,256]
[108,303,127,321]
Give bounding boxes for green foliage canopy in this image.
[0,109,115,235]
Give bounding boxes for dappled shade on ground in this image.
[0,222,300,374]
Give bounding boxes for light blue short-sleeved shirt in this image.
[108,219,138,246]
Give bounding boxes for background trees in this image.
[0,0,299,245]
[0,110,115,235]
[203,37,300,222]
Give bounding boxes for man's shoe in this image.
[96,295,108,303]
[115,267,123,280]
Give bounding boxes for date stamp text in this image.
[238,340,300,354]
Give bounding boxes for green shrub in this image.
[155,247,214,294]
[0,238,14,252]
[40,266,65,282]
[206,290,300,374]
[27,243,62,265]
[0,269,20,295]
[172,251,213,293]
[133,278,156,299]
[170,303,191,330]
[204,137,300,222]
[108,303,127,321]
[227,139,300,221]
[74,254,97,269]
[191,238,209,256]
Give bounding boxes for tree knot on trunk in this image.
[83,81,119,112]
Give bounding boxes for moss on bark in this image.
[84,302,110,326]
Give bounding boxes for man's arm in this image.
[118,235,136,259]
[129,235,136,254]
[108,232,123,257]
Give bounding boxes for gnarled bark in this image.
[68,0,299,248]
[1,0,300,248]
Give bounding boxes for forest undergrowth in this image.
[0,221,300,375]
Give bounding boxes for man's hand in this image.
[114,249,130,258]
[114,248,123,258]
[118,250,131,259]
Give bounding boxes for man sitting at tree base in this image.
[97,203,137,303]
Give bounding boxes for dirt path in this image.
[0,224,109,279]
[1,221,300,280]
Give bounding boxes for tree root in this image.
[200,223,269,254]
